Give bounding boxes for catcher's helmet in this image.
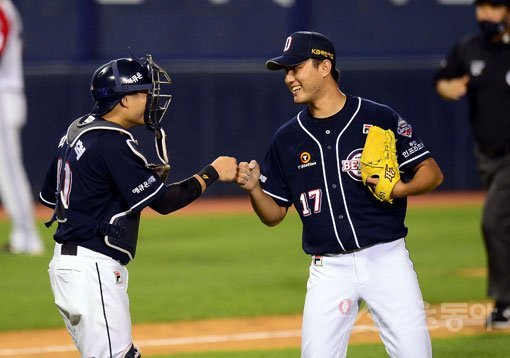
[90,54,172,131]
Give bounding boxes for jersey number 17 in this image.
[299,189,322,216]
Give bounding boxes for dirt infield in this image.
[0,302,506,357]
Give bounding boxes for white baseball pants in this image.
[0,90,43,253]
[301,238,431,358]
[48,243,134,358]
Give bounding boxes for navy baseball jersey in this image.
[260,94,431,254]
[39,115,166,264]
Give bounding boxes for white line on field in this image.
[0,320,486,356]
[0,329,302,356]
[0,345,76,356]
[140,329,302,347]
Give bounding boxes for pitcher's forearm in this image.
[248,186,287,227]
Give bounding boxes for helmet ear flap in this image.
[92,94,125,116]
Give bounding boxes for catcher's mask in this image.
[90,54,172,132]
[90,54,172,178]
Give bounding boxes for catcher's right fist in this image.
[360,126,400,203]
[211,156,238,182]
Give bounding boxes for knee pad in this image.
[123,343,141,358]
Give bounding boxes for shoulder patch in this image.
[397,118,412,138]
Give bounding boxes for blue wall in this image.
[17,0,478,61]
[16,0,481,197]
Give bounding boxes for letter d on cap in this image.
[284,36,292,52]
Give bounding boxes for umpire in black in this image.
[435,0,510,329]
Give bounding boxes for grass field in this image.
[1,202,508,356]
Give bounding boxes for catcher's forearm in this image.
[394,158,443,198]
[149,177,203,214]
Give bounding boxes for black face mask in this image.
[478,20,506,40]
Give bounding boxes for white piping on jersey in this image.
[297,111,346,251]
[131,182,166,212]
[125,138,168,210]
[399,150,430,169]
[122,138,166,211]
[39,192,56,206]
[262,189,291,203]
[126,139,150,166]
[67,126,134,148]
[335,97,362,249]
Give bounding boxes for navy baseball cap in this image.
[266,31,340,81]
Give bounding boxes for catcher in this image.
[39,54,238,357]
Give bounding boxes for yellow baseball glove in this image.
[360,126,400,203]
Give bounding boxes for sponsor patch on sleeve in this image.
[397,118,413,138]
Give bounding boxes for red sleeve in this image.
[0,6,10,55]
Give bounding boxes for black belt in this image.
[59,243,126,265]
[319,242,383,256]
[61,243,78,256]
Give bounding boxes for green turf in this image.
[405,205,487,303]
[0,204,489,332]
[129,212,307,322]
[2,203,509,357]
